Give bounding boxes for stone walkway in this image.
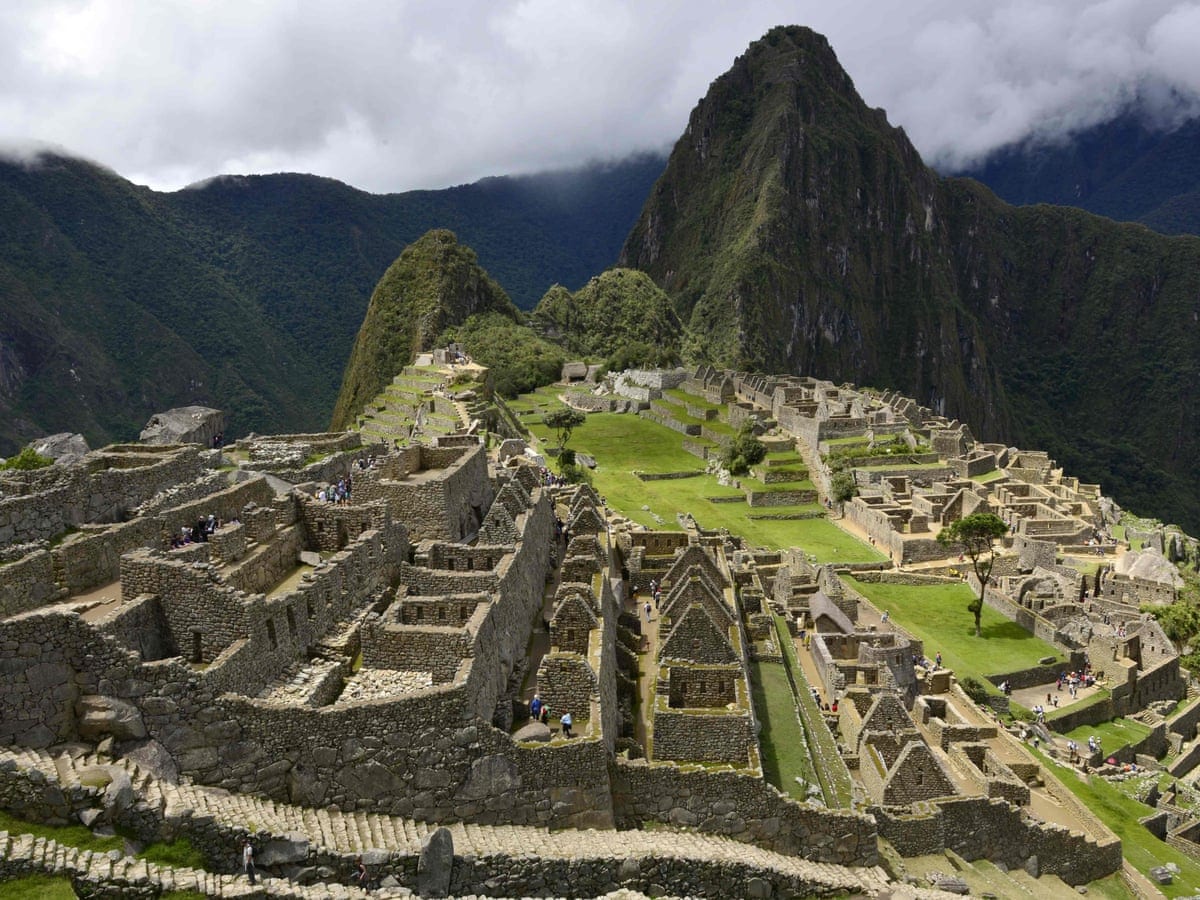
[0,745,898,897]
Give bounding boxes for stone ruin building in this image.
[0,407,899,898]
[2,362,1196,895]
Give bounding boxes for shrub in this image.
[0,447,54,471]
[721,423,766,475]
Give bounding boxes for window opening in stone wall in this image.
[286,606,297,638]
[438,607,446,621]
[306,598,314,620]
[191,631,202,664]
[266,619,277,650]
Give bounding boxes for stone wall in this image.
[356,444,493,542]
[536,651,598,722]
[0,550,61,618]
[652,708,754,764]
[611,759,877,866]
[0,445,207,548]
[873,796,1120,883]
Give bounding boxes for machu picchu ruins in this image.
[1,356,1199,899]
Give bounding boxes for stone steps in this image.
[0,745,894,896]
[0,829,406,898]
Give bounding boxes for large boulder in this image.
[417,826,454,898]
[140,406,224,447]
[76,695,147,742]
[30,433,89,465]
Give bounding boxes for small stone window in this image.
[265,619,278,650]
[191,631,203,664]
[286,606,298,638]
[306,598,315,620]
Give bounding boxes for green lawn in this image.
[844,577,1065,685]
[776,615,853,806]
[1033,747,1200,897]
[1060,717,1152,752]
[522,407,886,559]
[970,469,1007,484]
[0,810,123,855]
[0,876,77,899]
[749,658,818,799]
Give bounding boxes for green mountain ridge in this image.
[619,25,1200,532]
[331,230,519,429]
[0,152,664,451]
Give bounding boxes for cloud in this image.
[0,0,1198,191]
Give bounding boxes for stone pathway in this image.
[0,745,897,897]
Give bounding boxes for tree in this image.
[830,470,857,504]
[936,512,1008,637]
[543,408,586,461]
[721,423,767,475]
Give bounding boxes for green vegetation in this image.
[775,615,853,806]
[0,151,664,455]
[137,837,208,870]
[519,403,882,558]
[845,577,1063,685]
[1032,746,1200,896]
[0,875,78,899]
[0,810,124,855]
[749,657,819,799]
[331,230,520,428]
[1059,717,1152,752]
[0,447,54,471]
[824,434,928,464]
[721,422,767,475]
[936,513,1009,637]
[443,312,564,397]
[830,470,857,503]
[617,24,1200,534]
[532,269,683,369]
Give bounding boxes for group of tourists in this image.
[169,513,229,549]
[529,693,573,738]
[317,475,352,504]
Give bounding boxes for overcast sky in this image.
[2,0,1199,193]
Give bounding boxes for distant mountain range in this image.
[5,27,1200,533]
[960,110,1200,235]
[0,152,664,451]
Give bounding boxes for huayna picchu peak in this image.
[621,24,1200,533]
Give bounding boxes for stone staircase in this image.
[0,830,404,898]
[0,745,898,897]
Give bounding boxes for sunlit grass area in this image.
[514,399,885,559]
[844,577,1065,685]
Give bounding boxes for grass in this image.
[970,469,1006,483]
[1060,716,1152,751]
[0,876,78,899]
[749,657,819,799]
[844,577,1064,686]
[0,810,124,855]
[776,615,853,806]
[137,837,208,870]
[519,406,886,559]
[1032,746,1200,897]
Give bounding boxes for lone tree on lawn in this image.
[543,408,586,466]
[937,512,1008,637]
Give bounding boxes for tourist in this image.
[831,699,838,713]
[644,601,652,620]
[242,839,257,885]
[539,702,550,725]
[561,710,573,738]
[934,651,942,669]
[353,855,369,891]
[881,610,889,625]
[530,693,543,722]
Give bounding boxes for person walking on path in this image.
[242,839,257,885]
[561,711,573,738]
